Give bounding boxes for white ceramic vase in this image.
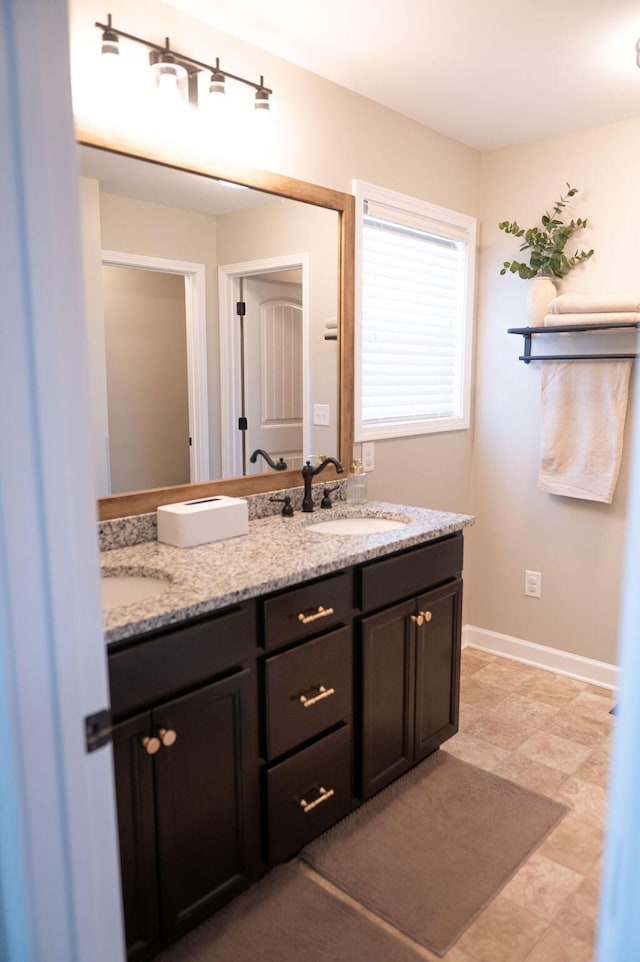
[526,275,557,327]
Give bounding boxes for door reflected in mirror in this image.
[78,145,339,496]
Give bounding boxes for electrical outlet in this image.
[313,403,330,426]
[524,570,542,598]
[361,441,375,472]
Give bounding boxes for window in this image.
[354,181,476,441]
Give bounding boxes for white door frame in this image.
[102,250,209,485]
[218,253,310,477]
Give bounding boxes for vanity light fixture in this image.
[149,39,189,106]
[95,13,272,116]
[209,59,226,98]
[254,79,270,113]
[100,13,119,59]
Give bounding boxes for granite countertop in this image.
[101,501,474,646]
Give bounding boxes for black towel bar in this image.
[508,322,639,364]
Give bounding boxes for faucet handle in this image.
[269,495,294,517]
[320,485,340,509]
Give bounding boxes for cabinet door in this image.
[112,713,160,962]
[153,666,259,943]
[360,598,415,801]
[414,578,462,762]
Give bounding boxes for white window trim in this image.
[353,180,476,442]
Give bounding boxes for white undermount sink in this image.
[308,517,409,535]
[102,574,170,611]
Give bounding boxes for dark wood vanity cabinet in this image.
[261,571,355,865]
[108,603,260,962]
[358,535,463,801]
[107,530,464,961]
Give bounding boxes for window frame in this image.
[353,180,476,442]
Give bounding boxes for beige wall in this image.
[69,0,640,668]
[69,0,481,518]
[467,116,640,665]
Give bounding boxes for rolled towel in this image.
[543,311,640,326]
[548,293,640,314]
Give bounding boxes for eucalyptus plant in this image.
[498,184,594,279]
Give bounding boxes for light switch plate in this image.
[362,442,375,472]
[313,403,330,426]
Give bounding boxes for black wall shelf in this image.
[508,321,639,364]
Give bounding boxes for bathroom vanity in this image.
[102,502,472,961]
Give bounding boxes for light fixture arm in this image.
[95,15,272,94]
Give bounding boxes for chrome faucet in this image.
[249,449,288,471]
[301,457,344,512]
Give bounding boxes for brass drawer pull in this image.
[299,786,335,814]
[422,610,433,622]
[299,685,335,708]
[297,604,335,625]
[142,736,161,755]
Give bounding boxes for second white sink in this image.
[309,517,408,535]
[102,574,170,611]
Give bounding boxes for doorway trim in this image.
[101,250,209,485]
[218,253,310,478]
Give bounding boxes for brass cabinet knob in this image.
[142,736,161,755]
[422,610,433,623]
[410,613,424,627]
[158,728,177,747]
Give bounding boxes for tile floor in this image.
[160,648,613,962]
[433,647,613,962]
[307,647,612,962]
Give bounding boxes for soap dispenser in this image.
[347,458,368,505]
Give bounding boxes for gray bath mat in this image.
[301,750,567,956]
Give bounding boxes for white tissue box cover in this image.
[157,495,249,548]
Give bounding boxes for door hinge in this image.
[236,301,246,316]
[238,416,248,431]
[85,708,112,753]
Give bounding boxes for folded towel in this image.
[538,310,632,503]
[543,311,640,326]
[548,293,640,314]
[538,359,631,503]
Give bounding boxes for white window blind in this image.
[354,182,476,440]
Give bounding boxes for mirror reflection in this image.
[78,145,340,496]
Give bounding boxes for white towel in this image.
[548,293,640,314]
[543,311,639,326]
[538,312,632,503]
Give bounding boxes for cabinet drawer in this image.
[263,571,353,650]
[109,602,257,720]
[359,534,463,612]
[267,725,352,864]
[265,625,352,759]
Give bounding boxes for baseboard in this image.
[462,624,619,691]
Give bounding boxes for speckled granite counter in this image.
[101,501,474,646]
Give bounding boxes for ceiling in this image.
[163,0,640,151]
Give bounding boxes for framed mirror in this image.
[76,129,354,520]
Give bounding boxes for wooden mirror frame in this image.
[76,128,354,521]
